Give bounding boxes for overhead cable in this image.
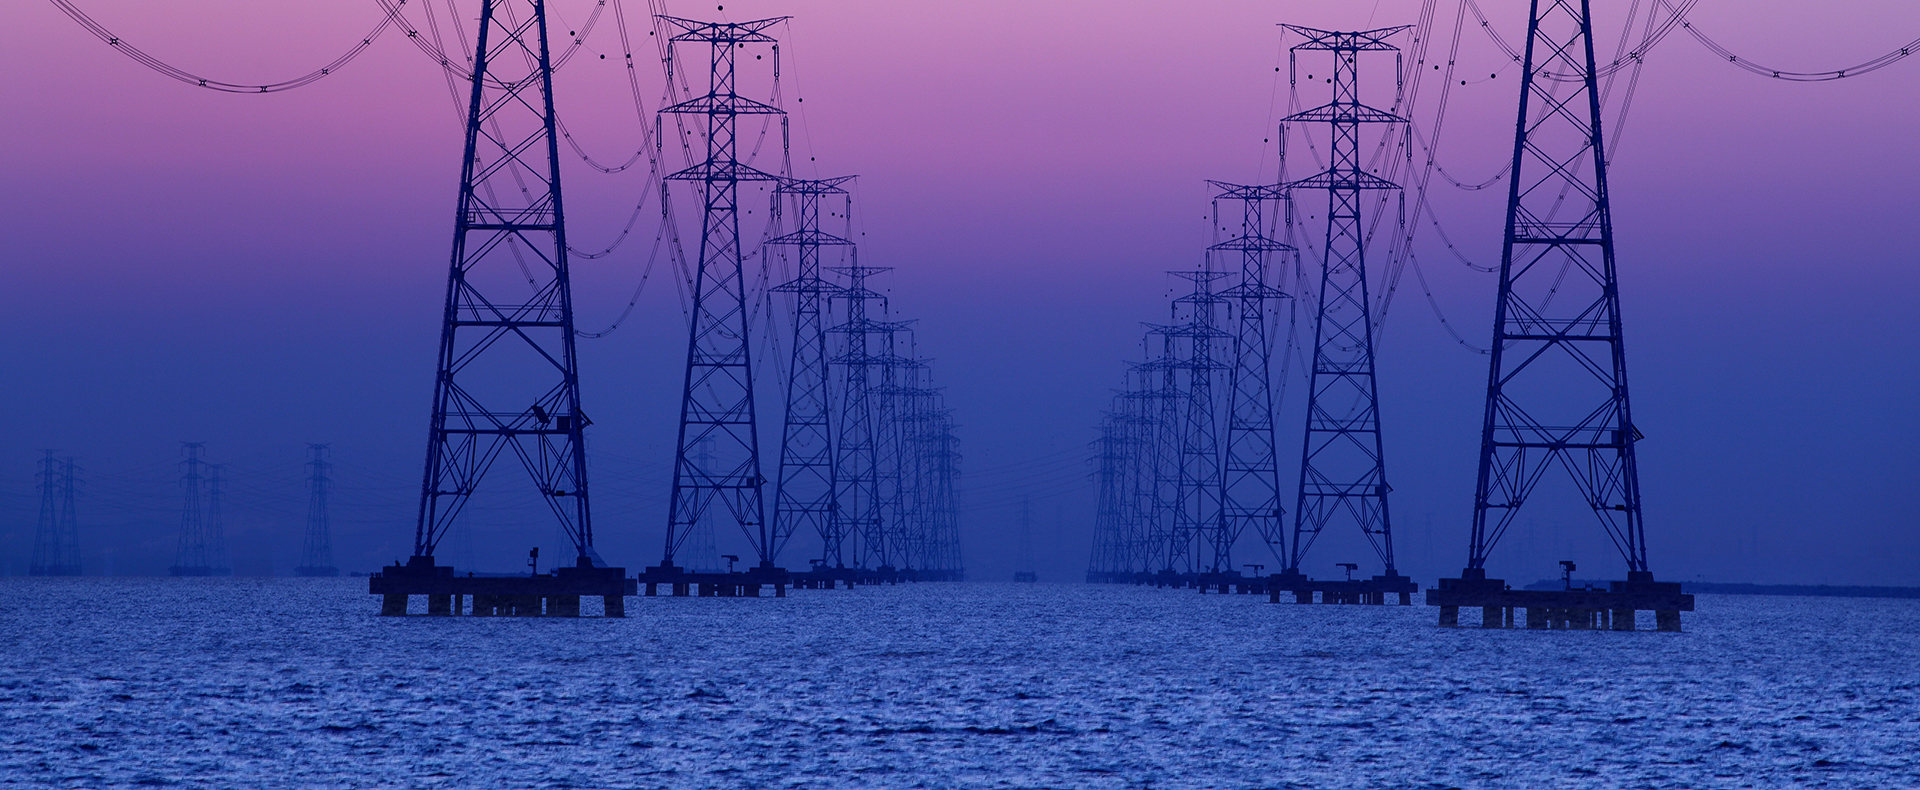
[48,0,408,92]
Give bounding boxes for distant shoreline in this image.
[1682,582,1920,599]
[1526,579,1920,599]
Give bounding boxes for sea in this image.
[1,579,1914,789]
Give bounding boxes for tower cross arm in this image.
[1285,169,1402,192]
[658,15,790,42]
[1282,102,1406,125]
[1282,24,1410,51]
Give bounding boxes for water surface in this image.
[1,579,1912,789]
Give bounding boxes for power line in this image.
[48,0,410,93]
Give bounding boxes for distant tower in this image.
[1013,494,1038,583]
[171,443,229,576]
[658,15,789,573]
[769,176,854,567]
[830,257,890,568]
[410,0,595,572]
[1281,26,1409,583]
[869,325,917,570]
[29,451,81,576]
[295,444,338,577]
[1168,269,1230,573]
[1210,182,1292,572]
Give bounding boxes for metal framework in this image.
[1467,0,1649,579]
[414,0,593,565]
[29,451,81,576]
[828,258,889,568]
[769,176,854,566]
[170,442,229,576]
[659,15,788,571]
[1211,182,1292,569]
[1146,270,1230,573]
[1283,26,1408,577]
[296,444,339,577]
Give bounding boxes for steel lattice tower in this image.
[659,16,788,571]
[170,443,228,576]
[413,0,594,568]
[829,258,889,568]
[1087,413,1128,581]
[869,333,917,570]
[29,451,81,576]
[1466,0,1649,581]
[769,176,854,566]
[1283,26,1408,579]
[1169,270,1231,572]
[296,444,338,577]
[1211,182,1293,569]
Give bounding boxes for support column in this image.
[381,594,408,616]
[604,595,626,618]
[427,594,452,616]
[1655,610,1682,632]
[1611,609,1635,631]
[1438,605,1459,627]
[1482,605,1503,629]
[1526,607,1546,629]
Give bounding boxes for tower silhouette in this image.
[410,0,594,571]
[29,451,81,576]
[1211,182,1292,572]
[1281,26,1411,586]
[769,176,854,567]
[170,443,229,576]
[296,444,338,577]
[658,16,789,573]
[1166,270,1230,573]
[830,257,890,569]
[1430,0,1691,630]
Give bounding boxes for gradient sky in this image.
[1,0,1916,585]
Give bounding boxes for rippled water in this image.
[1,578,1914,789]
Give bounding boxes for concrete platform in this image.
[1426,570,1694,631]
[369,555,635,617]
[1266,570,1421,605]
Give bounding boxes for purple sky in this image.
[1,0,1917,584]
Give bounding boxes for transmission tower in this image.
[409,0,594,571]
[658,15,789,574]
[869,331,918,571]
[170,443,228,576]
[769,175,854,567]
[1168,269,1231,573]
[1211,182,1292,571]
[1281,26,1409,584]
[1427,0,1691,630]
[1087,414,1127,582]
[1458,0,1670,603]
[30,451,81,576]
[829,257,891,569]
[296,444,338,577]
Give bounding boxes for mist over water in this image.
[3,579,1914,789]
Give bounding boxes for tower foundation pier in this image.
[1427,572,1693,632]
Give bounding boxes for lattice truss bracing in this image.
[1469,0,1649,574]
[1212,182,1293,570]
[297,444,338,576]
[769,176,855,565]
[659,15,788,569]
[828,259,890,568]
[414,0,593,563]
[29,451,81,576]
[1284,26,1409,576]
